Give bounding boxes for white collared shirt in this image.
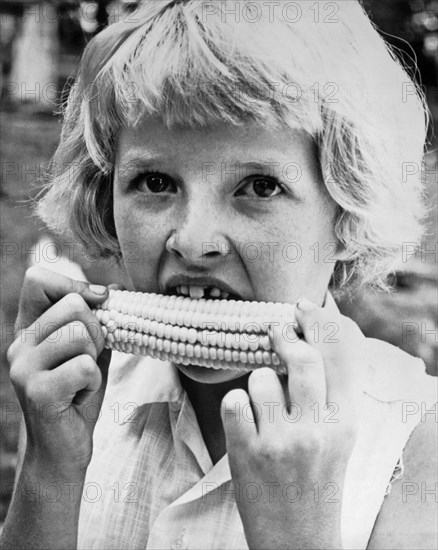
[78,300,435,550]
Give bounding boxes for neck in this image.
[178,371,250,464]
[178,371,250,409]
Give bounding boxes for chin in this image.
[173,362,249,384]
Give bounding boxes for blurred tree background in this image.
[0,0,437,524]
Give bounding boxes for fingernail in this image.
[297,298,317,311]
[89,284,107,295]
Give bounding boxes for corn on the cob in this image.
[92,290,297,375]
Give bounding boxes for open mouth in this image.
[167,284,242,302]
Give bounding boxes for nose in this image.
[166,200,231,266]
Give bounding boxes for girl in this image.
[2,1,436,549]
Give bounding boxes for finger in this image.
[295,300,363,414]
[25,322,99,373]
[295,299,343,357]
[15,292,105,350]
[221,389,257,447]
[17,266,108,330]
[25,353,103,406]
[295,300,354,389]
[49,354,105,421]
[70,348,112,412]
[269,323,326,420]
[247,368,285,434]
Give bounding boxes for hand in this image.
[7,266,118,477]
[221,300,365,550]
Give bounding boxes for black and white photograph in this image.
[0,1,437,548]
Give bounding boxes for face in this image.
[113,118,339,383]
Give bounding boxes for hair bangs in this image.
[81,1,323,171]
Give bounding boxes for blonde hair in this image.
[36,0,428,293]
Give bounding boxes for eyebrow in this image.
[118,151,166,166]
[115,152,167,181]
[116,152,292,180]
[232,161,285,175]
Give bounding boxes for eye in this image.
[236,176,284,198]
[133,172,176,194]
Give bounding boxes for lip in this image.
[162,274,246,300]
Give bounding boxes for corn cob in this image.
[92,290,297,375]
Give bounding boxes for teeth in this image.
[173,285,233,300]
[189,285,204,299]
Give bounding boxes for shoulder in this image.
[353,337,437,549]
[367,413,438,549]
[362,336,424,369]
[359,336,435,403]
[363,336,437,550]
[340,336,437,549]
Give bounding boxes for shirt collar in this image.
[107,352,184,412]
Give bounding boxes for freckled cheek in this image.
[243,209,336,300]
[113,200,169,286]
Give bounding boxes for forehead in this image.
[116,118,316,169]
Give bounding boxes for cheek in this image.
[245,197,337,301]
[113,199,132,239]
[113,197,169,289]
[285,199,337,271]
[114,194,166,242]
[286,183,338,252]
[276,197,337,255]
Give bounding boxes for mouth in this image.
[164,277,244,302]
[169,285,241,301]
